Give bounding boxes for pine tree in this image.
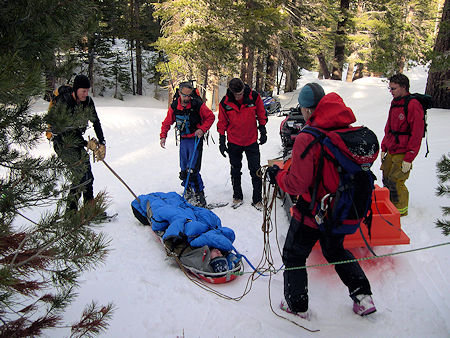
[425,0,450,109]
[1,1,113,335]
[435,153,450,236]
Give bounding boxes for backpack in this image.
[46,85,73,140]
[299,126,379,235]
[171,87,203,136]
[390,93,433,157]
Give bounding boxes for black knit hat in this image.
[73,74,90,92]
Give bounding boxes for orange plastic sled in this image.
[270,159,410,248]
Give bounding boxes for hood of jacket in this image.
[307,92,356,129]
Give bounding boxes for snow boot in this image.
[184,187,194,202]
[195,190,207,208]
[280,299,311,320]
[232,198,243,209]
[251,201,263,211]
[353,294,376,316]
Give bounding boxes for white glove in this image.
[401,161,412,173]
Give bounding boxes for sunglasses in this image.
[388,87,398,91]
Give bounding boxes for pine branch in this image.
[70,302,115,337]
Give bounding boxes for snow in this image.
[33,67,450,337]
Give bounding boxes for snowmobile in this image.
[279,105,306,159]
[261,91,281,116]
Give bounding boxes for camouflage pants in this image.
[381,153,411,216]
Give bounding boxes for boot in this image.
[280,299,311,320]
[353,294,376,316]
[195,190,207,208]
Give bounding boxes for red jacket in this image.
[381,94,424,163]
[160,98,215,139]
[275,92,357,228]
[217,86,267,146]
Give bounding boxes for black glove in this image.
[266,165,280,185]
[258,125,267,145]
[219,134,228,157]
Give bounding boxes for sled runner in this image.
[131,192,243,284]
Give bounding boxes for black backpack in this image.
[390,93,433,157]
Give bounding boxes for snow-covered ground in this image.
[33,67,449,337]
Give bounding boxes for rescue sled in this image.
[269,158,410,248]
[131,192,244,284]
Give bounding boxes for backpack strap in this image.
[297,127,327,211]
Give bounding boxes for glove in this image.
[258,125,267,145]
[219,134,228,157]
[266,165,280,185]
[95,144,106,161]
[195,129,204,138]
[86,137,99,152]
[401,161,412,173]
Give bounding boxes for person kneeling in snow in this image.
[160,82,215,207]
[266,83,376,319]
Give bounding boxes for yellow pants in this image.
[381,153,411,216]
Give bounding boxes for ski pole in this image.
[182,136,200,199]
[100,159,140,203]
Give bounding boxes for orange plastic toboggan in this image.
[270,159,410,248]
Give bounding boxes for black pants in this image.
[228,142,262,204]
[282,217,372,312]
[54,142,94,210]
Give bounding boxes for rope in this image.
[257,166,319,332]
[233,240,450,276]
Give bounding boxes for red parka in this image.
[160,98,215,139]
[381,95,424,163]
[217,86,267,146]
[275,92,357,228]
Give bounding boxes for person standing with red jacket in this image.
[381,73,424,216]
[266,83,375,318]
[217,78,267,210]
[160,82,215,207]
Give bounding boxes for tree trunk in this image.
[136,40,142,95]
[130,40,136,95]
[353,63,364,80]
[331,0,350,80]
[87,37,96,96]
[264,53,276,96]
[205,70,214,110]
[134,0,142,95]
[240,43,248,83]
[276,63,284,95]
[425,0,450,109]
[212,73,220,112]
[317,53,330,79]
[255,52,264,93]
[346,62,355,82]
[246,47,255,87]
[284,61,298,92]
[201,68,208,101]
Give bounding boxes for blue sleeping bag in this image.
[131,192,235,252]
